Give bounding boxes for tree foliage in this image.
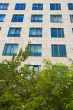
[0,45,73,110]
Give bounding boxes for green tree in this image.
[0,46,73,110]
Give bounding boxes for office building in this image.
[0,0,73,70]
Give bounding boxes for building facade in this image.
[0,0,73,70]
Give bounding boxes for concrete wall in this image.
[0,0,73,66]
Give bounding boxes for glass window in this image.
[31,14,43,22]
[70,15,73,23]
[29,28,42,37]
[15,3,26,10]
[8,27,21,37]
[12,14,24,22]
[50,15,62,23]
[52,45,67,57]
[51,28,64,38]
[72,28,73,33]
[0,14,5,22]
[3,44,18,56]
[50,4,61,10]
[32,4,43,10]
[29,65,41,72]
[68,3,73,10]
[29,44,42,56]
[0,3,9,10]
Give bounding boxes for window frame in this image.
[31,14,43,22]
[32,3,43,10]
[50,15,62,23]
[50,3,61,10]
[0,3,9,10]
[3,44,18,56]
[51,28,64,38]
[52,44,67,57]
[15,3,26,10]
[0,14,5,22]
[8,27,21,37]
[12,14,24,22]
[29,28,42,37]
[29,44,42,56]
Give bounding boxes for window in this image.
[72,28,73,33]
[51,28,64,38]
[0,3,9,10]
[50,4,61,10]
[68,3,73,10]
[50,15,62,23]
[31,15,43,22]
[70,15,73,23]
[29,65,41,72]
[8,28,21,37]
[52,45,67,57]
[15,3,26,10]
[32,4,43,10]
[12,14,24,22]
[29,28,42,37]
[29,44,42,56]
[0,14,5,22]
[3,44,18,56]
